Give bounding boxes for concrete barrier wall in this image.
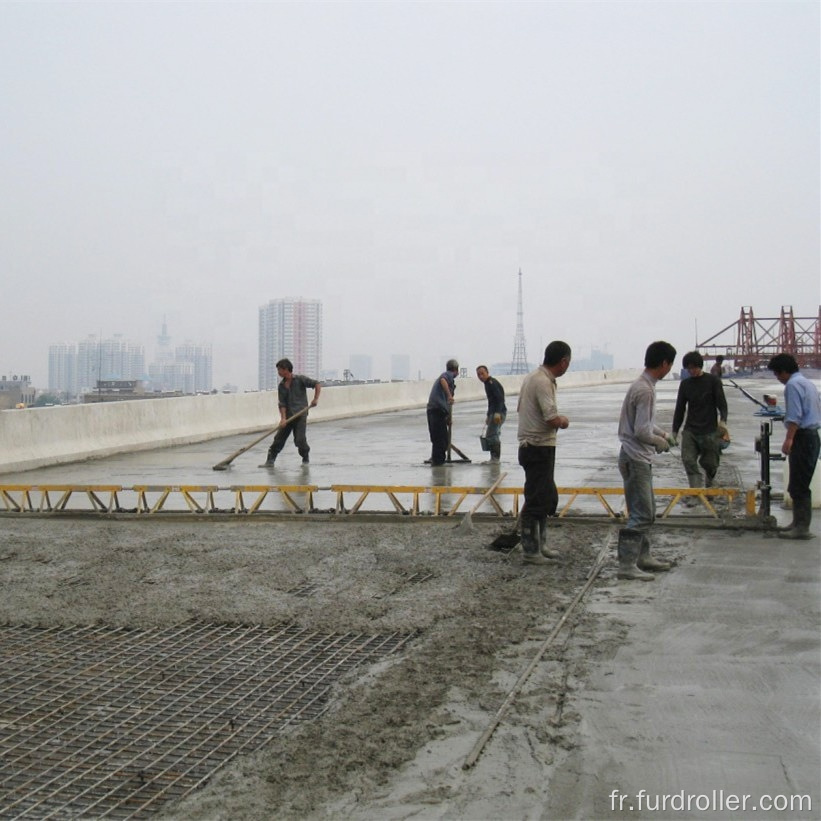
[0,369,639,473]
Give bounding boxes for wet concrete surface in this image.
[0,378,792,518]
[2,376,818,818]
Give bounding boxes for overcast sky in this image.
[1,1,818,389]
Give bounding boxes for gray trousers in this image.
[681,429,720,487]
[618,448,655,532]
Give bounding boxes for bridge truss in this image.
[697,305,821,371]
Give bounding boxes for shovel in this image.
[454,472,507,534]
[488,515,522,552]
[211,407,310,471]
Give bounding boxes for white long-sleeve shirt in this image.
[618,370,667,463]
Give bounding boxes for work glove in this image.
[654,436,670,454]
[666,432,678,448]
[492,413,502,425]
[717,421,730,440]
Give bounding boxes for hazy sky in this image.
[2,1,818,389]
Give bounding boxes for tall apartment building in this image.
[146,320,213,394]
[175,342,213,393]
[48,343,77,399]
[76,335,145,397]
[259,298,322,390]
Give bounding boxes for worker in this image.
[672,350,730,500]
[476,365,506,462]
[262,358,321,467]
[516,341,572,565]
[768,353,821,540]
[617,341,677,580]
[426,359,459,466]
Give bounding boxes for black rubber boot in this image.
[538,516,560,559]
[779,498,814,540]
[637,534,671,571]
[617,528,655,581]
[521,518,552,565]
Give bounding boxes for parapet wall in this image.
[0,369,639,474]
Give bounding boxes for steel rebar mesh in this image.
[0,622,413,819]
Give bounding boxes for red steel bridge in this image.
[697,305,821,371]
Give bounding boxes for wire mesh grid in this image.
[0,622,413,819]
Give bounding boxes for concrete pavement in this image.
[547,525,820,820]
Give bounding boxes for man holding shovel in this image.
[262,358,321,467]
[426,359,459,466]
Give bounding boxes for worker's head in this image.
[476,365,489,382]
[768,353,798,385]
[446,359,459,375]
[276,358,294,373]
[544,341,572,376]
[682,351,704,376]
[715,355,724,364]
[644,341,677,378]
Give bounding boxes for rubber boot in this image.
[538,516,560,559]
[617,528,655,581]
[779,498,814,540]
[521,518,552,565]
[637,534,671,571]
[489,444,501,463]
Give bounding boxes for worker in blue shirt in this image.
[768,353,821,540]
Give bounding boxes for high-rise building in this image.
[174,342,213,393]
[390,354,411,381]
[48,343,77,399]
[259,298,323,390]
[76,335,144,397]
[147,320,213,394]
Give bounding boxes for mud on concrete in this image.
[0,516,693,819]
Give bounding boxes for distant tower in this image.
[510,269,529,374]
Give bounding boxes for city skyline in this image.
[47,327,213,400]
[1,3,816,392]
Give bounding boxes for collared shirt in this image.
[278,374,319,414]
[517,365,559,447]
[618,370,666,464]
[783,372,821,430]
[427,371,456,413]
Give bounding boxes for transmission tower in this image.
[510,269,529,374]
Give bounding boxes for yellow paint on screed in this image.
[0,483,741,519]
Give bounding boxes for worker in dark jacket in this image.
[672,350,729,497]
[476,365,506,462]
[263,358,321,466]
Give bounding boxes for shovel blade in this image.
[489,531,520,552]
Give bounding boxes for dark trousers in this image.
[518,444,557,520]
[267,414,309,460]
[787,428,820,504]
[427,408,450,465]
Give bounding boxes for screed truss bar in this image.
[0,622,414,819]
[231,485,315,514]
[0,484,748,520]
